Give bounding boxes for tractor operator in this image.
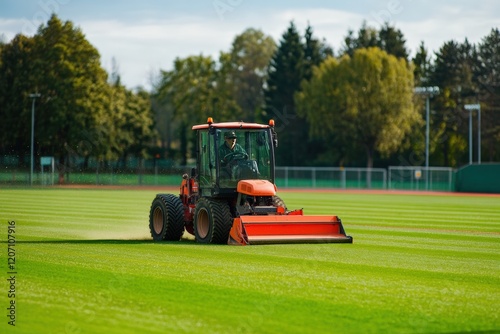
[219,130,247,166]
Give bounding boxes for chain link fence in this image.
[1,155,457,191]
[275,167,387,189]
[0,155,193,186]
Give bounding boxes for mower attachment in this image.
[228,213,353,245]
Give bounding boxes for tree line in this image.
[1,14,499,181]
[0,15,154,181]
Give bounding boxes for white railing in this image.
[275,166,387,189]
[388,166,455,191]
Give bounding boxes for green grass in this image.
[0,188,499,333]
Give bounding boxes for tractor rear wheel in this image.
[194,198,233,244]
[149,194,185,241]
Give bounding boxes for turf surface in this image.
[0,188,499,333]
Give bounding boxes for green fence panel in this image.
[455,164,500,193]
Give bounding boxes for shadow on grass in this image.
[4,239,198,245]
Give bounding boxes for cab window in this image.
[198,130,215,188]
[216,129,272,186]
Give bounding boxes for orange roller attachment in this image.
[228,215,353,245]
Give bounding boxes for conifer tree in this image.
[265,22,305,166]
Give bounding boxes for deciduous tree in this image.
[32,15,112,182]
[224,28,276,122]
[0,34,37,156]
[156,55,221,165]
[296,47,418,168]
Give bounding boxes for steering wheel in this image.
[223,152,248,163]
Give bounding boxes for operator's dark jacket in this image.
[219,142,246,166]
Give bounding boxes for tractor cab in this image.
[194,119,277,197]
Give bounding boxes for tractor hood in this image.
[237,180,277,196]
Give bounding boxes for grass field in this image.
[0,188,499,333]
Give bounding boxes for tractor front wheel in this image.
[272,195,287,210]
[149,194,185,241]
[194,198,233,244]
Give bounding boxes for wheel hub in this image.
[153,207,163,234]
[197,209,209,238]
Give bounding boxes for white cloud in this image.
[276,8,362,27]
[0,18,26,40]
[78,16,240,89]
[271,8,365,49]
[1,2,498,89]
[400,4,499,56]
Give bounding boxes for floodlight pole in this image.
[414,86,440,190]
[464,103,481,165]
[479,105,481,164]
[29,93,41,186]
[469,109,472,164]
[425,96,430,170]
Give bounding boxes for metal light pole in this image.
[479,104,481,164]
[464,103,481,165]
[29,93,41,186]
[414,86,440,190]
[469,107,472,164]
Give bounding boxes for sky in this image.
[1,0,499,90]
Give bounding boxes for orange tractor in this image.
[149,118,352,245]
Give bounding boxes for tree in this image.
[0,33,5,66]
[378,22,409,60]
[475,28,500,162]
[213,52,245,121]
[303,24,332,81]
[341,21,378,57]
[0,15,158,181]
[150,93,176,159]
[300,24,334,165]
[413,41,431,86]
[106,80,155,168]
[156,55,221,165]
[0,34,37,156]
[109,56,121,86]
[265,22,305,166]
[224,28,276,122]
[122,89,155,161]
[31,15,112,182]
[341,22,408,60]
[429,40,479,167]
[264,22,331,166]
[296,47,418,168]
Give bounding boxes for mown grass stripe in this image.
[0,189,498,333]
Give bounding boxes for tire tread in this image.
[149,194,185,241]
